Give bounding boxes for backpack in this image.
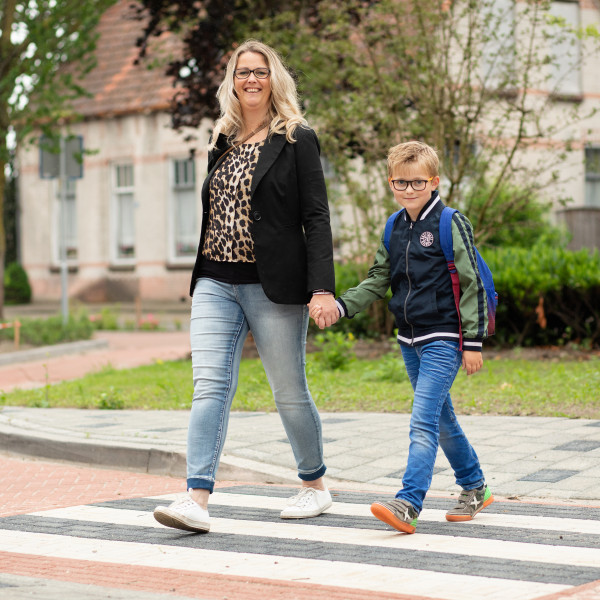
[383,206,498,348]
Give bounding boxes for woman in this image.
[153,40,338,533]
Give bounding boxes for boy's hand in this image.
[462,350,483,375]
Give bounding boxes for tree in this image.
[263,0,600,254]
[132,0,305,131]
[0,0,116,317]
[135,0,600,258]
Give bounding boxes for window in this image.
[585,148,600,207]
[171,158,197,259]
[548,1,581,97]
[55,178,77,262]
[114,164,135,260]
[480,0,515,88]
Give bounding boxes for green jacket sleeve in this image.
[338,232,391,317]
[451,214,488,349]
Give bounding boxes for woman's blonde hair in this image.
[209,39,307,149]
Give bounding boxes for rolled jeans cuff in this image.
[187,477,215,493]
[298,463,327,482]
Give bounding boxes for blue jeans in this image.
[397,340,485,512]
[187,278,326,492]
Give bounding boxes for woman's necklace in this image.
[237,119,270,144]
[217,119,270,165]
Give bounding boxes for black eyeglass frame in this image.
[234,68,271,80]
[388,176,434,192]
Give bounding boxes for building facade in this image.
[16,0,600,302]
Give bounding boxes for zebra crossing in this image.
[1,484,599,600]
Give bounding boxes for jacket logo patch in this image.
[420,231,434,247]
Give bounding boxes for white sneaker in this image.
[153,495,210,533]
[280,486,332,519]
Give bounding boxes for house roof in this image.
[71,0,180,119]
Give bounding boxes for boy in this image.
[312,141,493,534]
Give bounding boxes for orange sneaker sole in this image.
[445,494,495,522]
[371,502,416,534]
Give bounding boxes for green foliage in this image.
[313,330,357,370]
[3,262,31,304]
[97,387,125,410]
[0,311,94,346]
[361,352,408,383]
[90,307,119,330]
[462,181,563,249]
[483,241,600,347]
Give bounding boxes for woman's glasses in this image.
[388,176,434,191]
[234,68,271,79]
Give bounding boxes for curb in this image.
[0,422,298,485]
[0,339,109,367]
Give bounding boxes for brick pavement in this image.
[0,331,190,392]
[0,455,184,517]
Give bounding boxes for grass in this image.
[1,352,599,419]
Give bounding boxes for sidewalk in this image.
[1,331,599,503]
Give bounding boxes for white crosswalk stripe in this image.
[1,485,599,600]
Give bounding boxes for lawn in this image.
[1,350,598,419]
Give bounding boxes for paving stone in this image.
[326,454,373,470]
[554,440,600,452]
[519,469,580,483]
[551,456,600,471]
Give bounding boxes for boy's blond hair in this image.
[387,141,439,178]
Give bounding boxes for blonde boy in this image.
[313,141,493,533]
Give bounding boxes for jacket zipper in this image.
[404,221,414,344]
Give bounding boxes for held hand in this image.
[462,350,483,376]
[308,294,339,329]
[315,310,339,329]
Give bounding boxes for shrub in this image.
[90,307,119,330]
[4,262,32,304]
[313,330,356,370]
[483,241,600,347]
[0,311,94,346]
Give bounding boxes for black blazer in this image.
[190,126,335,304]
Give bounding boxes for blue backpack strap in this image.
[439,206,457,266]
[383,209,403,252]
[439,206,463,350]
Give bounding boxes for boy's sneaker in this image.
[280,486,332,519]
[153,495,210,533]
[371,498,419,534]
[446,485,494,522]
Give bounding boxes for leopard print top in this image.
[202,141,264,263]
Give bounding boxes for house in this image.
[17,0,208,302]
[16,0,600,304]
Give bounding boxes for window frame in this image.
[111,162,136,266]
[167,156,199,265]
[547,0,582,100]
[585,146,600,208]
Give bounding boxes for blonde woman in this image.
[153,40,337,533]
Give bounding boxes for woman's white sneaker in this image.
[153,496,210,533]
[280,487,332,519]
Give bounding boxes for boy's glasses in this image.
[388,176,434,191]
[234,68,271,79]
